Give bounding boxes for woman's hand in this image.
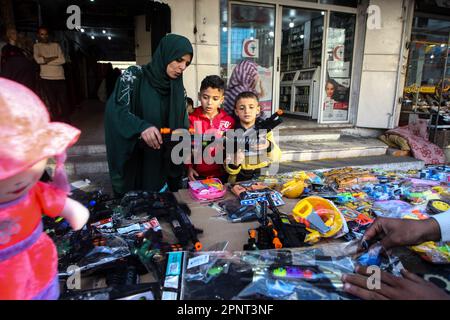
[188,167,199,181]
[342,266,449,300]
[141,126,163,150]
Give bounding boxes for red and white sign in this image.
[242,39,259,58]
[333,45,345,61]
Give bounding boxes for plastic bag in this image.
[178,241,403,300]
[410,241,450,264]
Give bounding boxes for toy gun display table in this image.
[168,188,450,300]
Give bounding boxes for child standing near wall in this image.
[225,91,281,183]
[187,75,235,183]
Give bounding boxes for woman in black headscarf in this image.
[105,34,193,196]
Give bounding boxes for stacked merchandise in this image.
[44,189,203,300]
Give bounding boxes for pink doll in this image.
[0,78,89,300]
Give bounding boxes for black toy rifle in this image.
[244,192,307,250]
[138,110,284,154]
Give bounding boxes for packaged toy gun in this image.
[60,283,161,300]
[122,191,203,251]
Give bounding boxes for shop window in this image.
[401,16,450,132]
[320,0,357,8]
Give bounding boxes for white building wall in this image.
[356,0,410,129]
[166,0,221,105]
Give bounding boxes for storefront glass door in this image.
[319,11,356,123]
[279,7,324,119]
[225,2,276,117]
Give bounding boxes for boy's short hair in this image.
[200,75,225,92]
[186,97,194,107]
[234,91,259,108]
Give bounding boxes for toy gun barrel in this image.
[254,109,284,132]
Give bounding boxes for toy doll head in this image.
[0,78,80,203]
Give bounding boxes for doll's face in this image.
[0,159,48,203]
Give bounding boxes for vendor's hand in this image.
[141,126,163,150]
[188,167,199,181]
[360,217,441,251]
[342,266,449,300]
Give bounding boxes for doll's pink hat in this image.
[0,78,80,180]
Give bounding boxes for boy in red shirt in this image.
[187,75,235,182]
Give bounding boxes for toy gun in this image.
[224,109,284,154]
[122,191,203,251]
[265,193,307,248]
[167,202,203,252]
[244,193,307,250]
[139,110,284,154]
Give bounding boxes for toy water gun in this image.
[292,196,346,244]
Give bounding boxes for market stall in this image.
[49,166,450,300]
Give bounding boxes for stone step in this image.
[278,129,341,142]
[48,153,109,177]
[278,155,424,173]
[67,130,342,158]
[61,136,389,176]
[279,136,388,162]
[67,144,106,156]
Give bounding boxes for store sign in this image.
[328,61,350,78]
[242,39,259,58]
[333,45,345,61]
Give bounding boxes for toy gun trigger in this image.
[272,229,283,249]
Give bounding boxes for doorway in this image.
[279,7,324,120]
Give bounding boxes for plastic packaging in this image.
[410,241,450,264]
[177,241,403,300]
[188,178,226,201]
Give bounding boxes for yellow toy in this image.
[292,196,346,244]
[280,179,304,199]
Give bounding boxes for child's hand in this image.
[61,198,90,231]
[188,167,199,181]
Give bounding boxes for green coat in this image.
[104,34,193,195]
